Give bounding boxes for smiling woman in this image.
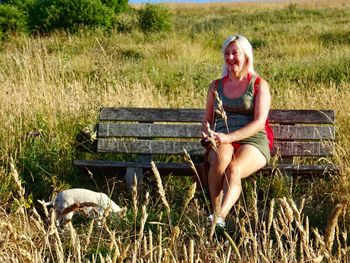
[201,34,273,230]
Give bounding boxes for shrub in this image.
[28,0,116,33]
[101,0,128,14]
[138,4,172,33]
[115,10,138,33]
[0,4,27,34]
[1,0,36,12]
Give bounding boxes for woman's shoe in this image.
[208,214,226,229]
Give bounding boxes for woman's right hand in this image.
[213,132,233,145]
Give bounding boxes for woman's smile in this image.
[224,42,245,74]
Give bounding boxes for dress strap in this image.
[253,75,261,96]
[212,78,222,92]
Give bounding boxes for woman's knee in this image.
[209,151,232,168]
[226,160,237,172]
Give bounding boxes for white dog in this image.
[38,188,125,228]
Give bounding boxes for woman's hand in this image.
[213,132,232,145]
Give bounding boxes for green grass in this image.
[0,1,350,261]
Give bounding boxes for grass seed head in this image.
[151,161,170,214]
[279,198,294,224]
[325,203,345,251]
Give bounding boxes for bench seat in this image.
[74,108,339,191]
[74,159,339,176]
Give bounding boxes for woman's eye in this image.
[225,51,240,56]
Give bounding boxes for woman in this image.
[202,35,273,228]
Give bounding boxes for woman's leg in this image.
[207,144,234,213]
[218,144,267,219]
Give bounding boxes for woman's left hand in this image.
[213,132,232,145]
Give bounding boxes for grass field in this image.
[0,0,349,261]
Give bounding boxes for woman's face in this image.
[224,41,246,75]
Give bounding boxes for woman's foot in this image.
[208,214,226,229]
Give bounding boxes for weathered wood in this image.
[272,125,335,140]
[272,141,334,157]
[75,107,338,182]
[74,159,340,176]
[98,123,335,140]
[99,108,335,124]
[98,123,202,138]
[99,108,203,122]
[97,139,334,157]
[268,110,334,124]
[97,139,204,155]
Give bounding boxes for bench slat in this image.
[99,123,200,138]
[269,110,334,124]
[100,108,203,122]
[273,125,335,140]
[98,123,335,140]
[99,108,335,124]
[97,139,334,157]
[74,159,339,176]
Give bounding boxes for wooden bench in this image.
[74,107,339,192]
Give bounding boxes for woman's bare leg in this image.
[218,144,267,219]
[207,144,234,213]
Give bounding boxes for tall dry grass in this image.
[0,161,348,262]
[0,1,350,261]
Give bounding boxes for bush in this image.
[0,4,27,34]
[1,0,36,12]
[28,0,116,33]
[101,0,128,14]
[138,4,172,33]
[115,10,138,33]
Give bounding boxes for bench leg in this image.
[125,167,144,195]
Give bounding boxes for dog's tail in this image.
[37,199,53,207]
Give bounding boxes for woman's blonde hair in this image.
[221,35,255,78]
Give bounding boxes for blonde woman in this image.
[202,34,274,229]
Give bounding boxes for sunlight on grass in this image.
[0,0,350,261]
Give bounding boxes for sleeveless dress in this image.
[214,75,271,163]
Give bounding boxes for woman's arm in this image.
[201,80,217,136]
[214,78,271,144]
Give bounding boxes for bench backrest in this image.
[96,108,335,159]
